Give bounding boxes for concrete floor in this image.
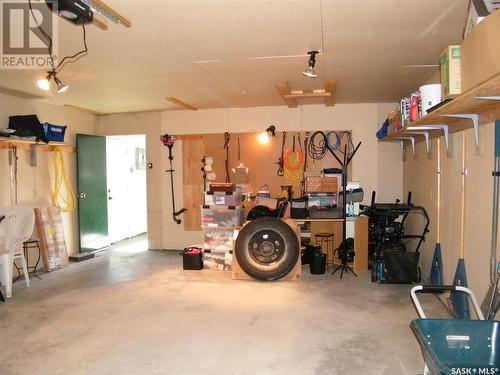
[0,235,449,375]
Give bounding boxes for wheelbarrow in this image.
[410,285,500,375]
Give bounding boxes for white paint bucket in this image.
[419,84,441,116]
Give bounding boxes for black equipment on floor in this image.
[362,191,430,283]
[246,199,288,221]
[161,134,187,224]
[333,237,357,278]
[234,217,299,281]
[310,248,326,275]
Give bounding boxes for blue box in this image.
[42,123,67,142]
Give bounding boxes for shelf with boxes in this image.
[201,182,247,270]
[379,72,500,154]
[379,10,500,154]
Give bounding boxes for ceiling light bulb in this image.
[57,82,69,93]
[302,66,317,78]
[36,76,51,91]
[258,132,270,144]
[54,75,69,93]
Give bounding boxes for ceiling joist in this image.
[166,97,198,111]
[275,80,337,108]
[324,80,337,107]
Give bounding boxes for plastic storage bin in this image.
[201,205,244,228]
[42,123,67,142]
[205,191,243,206]
[203,227,235,251]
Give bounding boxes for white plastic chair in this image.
[0,206,35,298]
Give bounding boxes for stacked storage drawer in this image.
[201,204,244,270]
[305,175,342,219]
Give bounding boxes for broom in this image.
[450,133,470,319]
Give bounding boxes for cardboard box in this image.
[305,176,338,193]
[35,207,69,272]
[439,45,462,98]
[461,9,500,92]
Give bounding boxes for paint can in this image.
[419,84,442,116]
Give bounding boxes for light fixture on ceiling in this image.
[36,71,69,93]
[302,50,319,78]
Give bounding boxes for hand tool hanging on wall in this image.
[275,132,286,176]
[283,133,304,195]
[430,138,444,285]
[161,134,187,225]
[301,131,309,196]
[223,132,231,183]
[450,132,470,319]
[232,137,249,183]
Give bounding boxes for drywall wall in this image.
[97,103,403,250]
[0,93,96,255]
[404,122,497,302]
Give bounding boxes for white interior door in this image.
[106,135,147,244]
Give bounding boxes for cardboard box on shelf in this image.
[439,45,461,99]
[461,9,500,92]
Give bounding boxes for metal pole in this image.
[9,146,18,205]
[490,120,500,283]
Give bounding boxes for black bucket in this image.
[310,251,326,274]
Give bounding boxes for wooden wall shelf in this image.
[0,138,75,153]
[379,72,500,151]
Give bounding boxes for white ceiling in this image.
[0,0,469,114]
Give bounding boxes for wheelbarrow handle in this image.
[410,285,485,320]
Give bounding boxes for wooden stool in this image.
[315,232,335,270]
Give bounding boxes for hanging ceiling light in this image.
[35,71,69,93]
[36,73,52,91]
[302,50,319,78]
[54,75,69,93]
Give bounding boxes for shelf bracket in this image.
[474,96,500,101]
[393,136,416,156]
[442,114,480,149]
[406,124,449,151]
[406,131,431,154]
[386,140,405,158]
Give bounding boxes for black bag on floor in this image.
[383,250,420,283]
[8,115,48,143]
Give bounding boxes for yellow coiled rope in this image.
[52,147,76,212]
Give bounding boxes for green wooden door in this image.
[77,134,109,252]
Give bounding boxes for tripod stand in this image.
[332,249,358,278]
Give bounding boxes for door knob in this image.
[78,192,86,198]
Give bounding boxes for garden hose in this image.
[52,147,76,212]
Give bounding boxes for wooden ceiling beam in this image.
[166,97,198,111]
[324,80,337,107]
[275,82,297,108]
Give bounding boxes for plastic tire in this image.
[235,217,300,281]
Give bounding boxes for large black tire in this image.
[235,217,300,281]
